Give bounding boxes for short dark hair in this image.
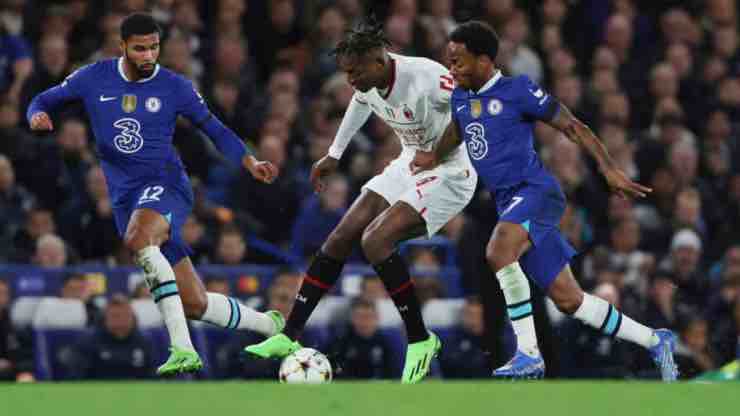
[449,20,500,61]
[120,13,161,41]
[332,18,390,59]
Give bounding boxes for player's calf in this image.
[200,292,284,336]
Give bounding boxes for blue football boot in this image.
[493,350,545,380]
[649,328,679,382]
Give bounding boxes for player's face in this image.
[338,53,384,93]
[447,41,486,90]
[122,33,160,78]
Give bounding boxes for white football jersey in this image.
[328,53,468,164]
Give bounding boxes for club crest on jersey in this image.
[145,97,161,113]
[122,94,137,113]
[488,99,503,115]
[470,99,482,118]
[403,104,414,120]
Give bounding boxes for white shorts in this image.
[362,155,478,237]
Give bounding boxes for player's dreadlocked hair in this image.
[332,18,391,58]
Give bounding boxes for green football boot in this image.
[402,332,441,384]
[156,346,203,376]
[244,333,302,359]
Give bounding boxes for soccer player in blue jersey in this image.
[411,21,678,381]
[27,14,285,376]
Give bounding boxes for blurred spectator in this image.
[674,317,716,379]
[10,208,55,262]
[34,233,67,268]
[22,118,94,210]
[303,3,346,93]
[57,165,119,262]
[231,135,300,245]
[0,279,34,382]
[360,276,388,302]
[20,35,69,111]
[180,214,211,265]
[0,154,35,257]
[0,98,34,159]
[329,297,396,379]
[161,32,201,83]
[0,21,32,103]
[657,229,709,311]
[502,9,542,83]
[439,295,491,378]
[711,294,740,366]
[211,226,249,266]
[290,174,349,259]
[70,294,156,379]
[602,218,653,295]
[642,271,678,330]
[249,0,305,82]
[60,273,102,324]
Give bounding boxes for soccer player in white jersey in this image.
[245,21,477,383]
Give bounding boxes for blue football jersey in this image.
[28,58,212,207]
[451,72,560,189]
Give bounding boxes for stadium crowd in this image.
[1,0,740,381]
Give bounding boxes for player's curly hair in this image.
[331,17,391,58]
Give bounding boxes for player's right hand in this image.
[310,155,339,193]
[410,150,438,175]
[29,112,53,131]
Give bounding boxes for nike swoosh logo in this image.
[99,95,117,102]
[456,105,465,112]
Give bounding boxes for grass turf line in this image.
[4,381,737,416]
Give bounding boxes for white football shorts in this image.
[362,154,478,237]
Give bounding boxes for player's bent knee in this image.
[553,292,583,315]
[124,230,148,253]
[182,291,208,319]
[485,246,518,272]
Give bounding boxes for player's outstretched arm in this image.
[311,94,372,193]
[410,119,462,174]
[27,65,88,131]
[548,103,652,199]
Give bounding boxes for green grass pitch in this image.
[4,381,738,416]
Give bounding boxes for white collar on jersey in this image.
[117,57,161,83]
[473,70,502,95]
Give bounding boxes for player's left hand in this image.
[602,167,652,199]
[410,150,438,175]
[244,155,279,184]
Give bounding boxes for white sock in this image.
[201,292,278,336]
[573,292,658,348]
[137,246,194,350]
[496,262,540,356]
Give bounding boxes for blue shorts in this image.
[494,173,576,289]
[113,179,194,265]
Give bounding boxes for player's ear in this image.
[119,39,127,56]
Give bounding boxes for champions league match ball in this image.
[279,348,333,384]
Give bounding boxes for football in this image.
[279,348,333,384]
